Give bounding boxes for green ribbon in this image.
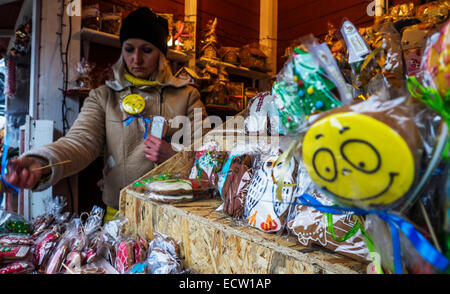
[324,212,384,274]
[407,77,450,161]
[325,212,361,242]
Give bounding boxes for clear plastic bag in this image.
[142,178,216,204]
[146,232,183,274]
[220,153,254,219]
[81,205,104,237]
[75,58,95,89]
[32,196,68,239]
[287,162,371,263]
[189,141,227,188]
[244,92,281,135]
[114,237,137,274]
[365,213,442,274]
[0,260,35,274]
[33,227,61,273]
[272,45,343,134]
[0,209,33,235]
[243,144,298,233]
[301,96,424,211]
[93,213,128,267]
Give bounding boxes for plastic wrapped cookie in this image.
[302,97,422,210]
[287,162,371,263]
[243,149,298,233]
[189,141,227,187]
[220,154,254,219]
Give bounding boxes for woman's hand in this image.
[5,157,44,189]
[143,135,177,164]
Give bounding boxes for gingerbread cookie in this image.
[244,92,279,135]
[302,98,422,209]
[221,154,254,219]
[145,179,214,204]
[244,150,298,233]
[189,143,227,187]
[0,261,35,274]
[115,240,135,274]
[288,191,370,262]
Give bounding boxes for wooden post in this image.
[259,0,277,76]
[29,0,41,119]
[36,0,81,213]
[184,0,197,69]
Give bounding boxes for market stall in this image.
[0,0,449,275]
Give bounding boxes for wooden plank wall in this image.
[79,1,431,72]
[276,0,426,71]
[82,0,260,65]
[277,0,375,71]
[196,0,260,48]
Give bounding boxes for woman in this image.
[5,7,209,220]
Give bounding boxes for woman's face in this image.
[122,39,160,79]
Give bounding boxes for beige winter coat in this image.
[24,56,208,209]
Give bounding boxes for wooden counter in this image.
[120,190,367,274]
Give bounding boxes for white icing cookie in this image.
[145,180,192,194]
[244,153,297,233]
[147,193,194,202]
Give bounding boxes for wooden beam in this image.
[29,0,41,119]
[0,0,21,5]
[38,0,81,213]
[184,0,197,69]
[0,29,14,37]
[260,0,277,76]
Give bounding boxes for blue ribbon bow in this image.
[1,133,20,201]
[297,193,450,274]
[122,115,153,139]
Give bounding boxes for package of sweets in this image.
[189,141,227,187]
[220,154,254,219]
[287,163,371,263]
[243,148,298,233]
[302,96,422,210]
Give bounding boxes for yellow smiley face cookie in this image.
[302,112,415,208]
[122,94,146,115]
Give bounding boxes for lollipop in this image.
[272,48,342,133]
[121,94,146,115]
[302,98,422,209]
[424,19,450,99]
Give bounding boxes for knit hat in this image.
[119,7,169,56]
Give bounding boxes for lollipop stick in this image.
[30,160,72,172]
[419,199,442,253]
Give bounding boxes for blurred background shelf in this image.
[74,28,192,63]
[197,57,273,80]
